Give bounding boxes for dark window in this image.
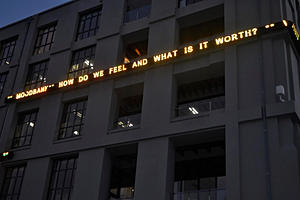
[76,8,102,41]
[12,110,38,148]
[0,72,8,97]
[113,84,143,130]
[179,18,224,45]
[173,131,226,200]
[68,46,95,79]
[175,63,225,117]
[124,0,151,23]
[58,99,87,139]
[178,0,204,8]
[33,24,56,55]
[0,37,17,66]
[0,165,26,200]
[109,146,137,200]
[24,60,48,90]
[47,157,77,200]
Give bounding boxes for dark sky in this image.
[0,0,72,28]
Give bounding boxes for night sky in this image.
[0,0,72,28]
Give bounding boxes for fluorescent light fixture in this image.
[76,112,82,118]
[84,59,90,65]
[189,107,199,115]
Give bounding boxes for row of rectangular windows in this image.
[11,72,225,149]
[1,136,226,200]
[0,157,77,200]
[0,3,225,100]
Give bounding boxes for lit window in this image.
[12,110,38,148]
[58,99,87,139]
[0,36,17,66]
[24,60,48,90]
[47,157,77,200]
[113,84,143,130]
[0,165,26,199]
[123,40,148,63]
[33,23,56,55]
[68,46,95,79]
[76,8,102,41]
[0,72,8,97]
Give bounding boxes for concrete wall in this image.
[0,0,300,199]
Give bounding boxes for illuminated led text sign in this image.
[6,20,298,102]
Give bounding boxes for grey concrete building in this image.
[0,0,300,199]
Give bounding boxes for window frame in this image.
[0,72,8,97]
[47,156,78,200]
[24,60,48,90]
[0,164,26,200]
[33,23,57,55]
[58,98,88,140]
[76,7,102,41]
[67,45,96,79]
[11,109,39,148]
[0,36,17,66]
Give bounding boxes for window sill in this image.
[53,136,82,144]
[171,108,224,123]
[10,146,31,152]
[108,125,140,134]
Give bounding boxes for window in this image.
[112,84,143,130]
[58,99,87,139]
[0,37,17,66]
[122,29,148,63]
[173,130,226,200]
[0,165,26,200]
[24,60,48,90]
[33,23,56,55]
[109,145,137,200]
[0,72,8,97]
[175,63,225,118]
[68,46,95,79]
[178,5,224,45]
[76,8,102,41]
[124,0,151,23]
[47,157,77,200]
[12,110,38,148]
[178,0,204,8]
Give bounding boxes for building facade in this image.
[0,0,300,199]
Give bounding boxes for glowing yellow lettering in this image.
[93,70,104,78]
[15,86,49,99]
[231,34,238,41]
[245,29,252,37]
[238,31,244,38]
[132,59,148,68]
[215,37,224,45]
[58,79,74,88]
[78,75,89,83]
[292,24,299,40]
[184,46,193,54]
[199,41,208,49]
[109,65,127,74]
[153,50,178,62]
[224,36,231,42]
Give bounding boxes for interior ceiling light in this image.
[134,48,141,56]
[73,130,79,135]
[124,57,130,63]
